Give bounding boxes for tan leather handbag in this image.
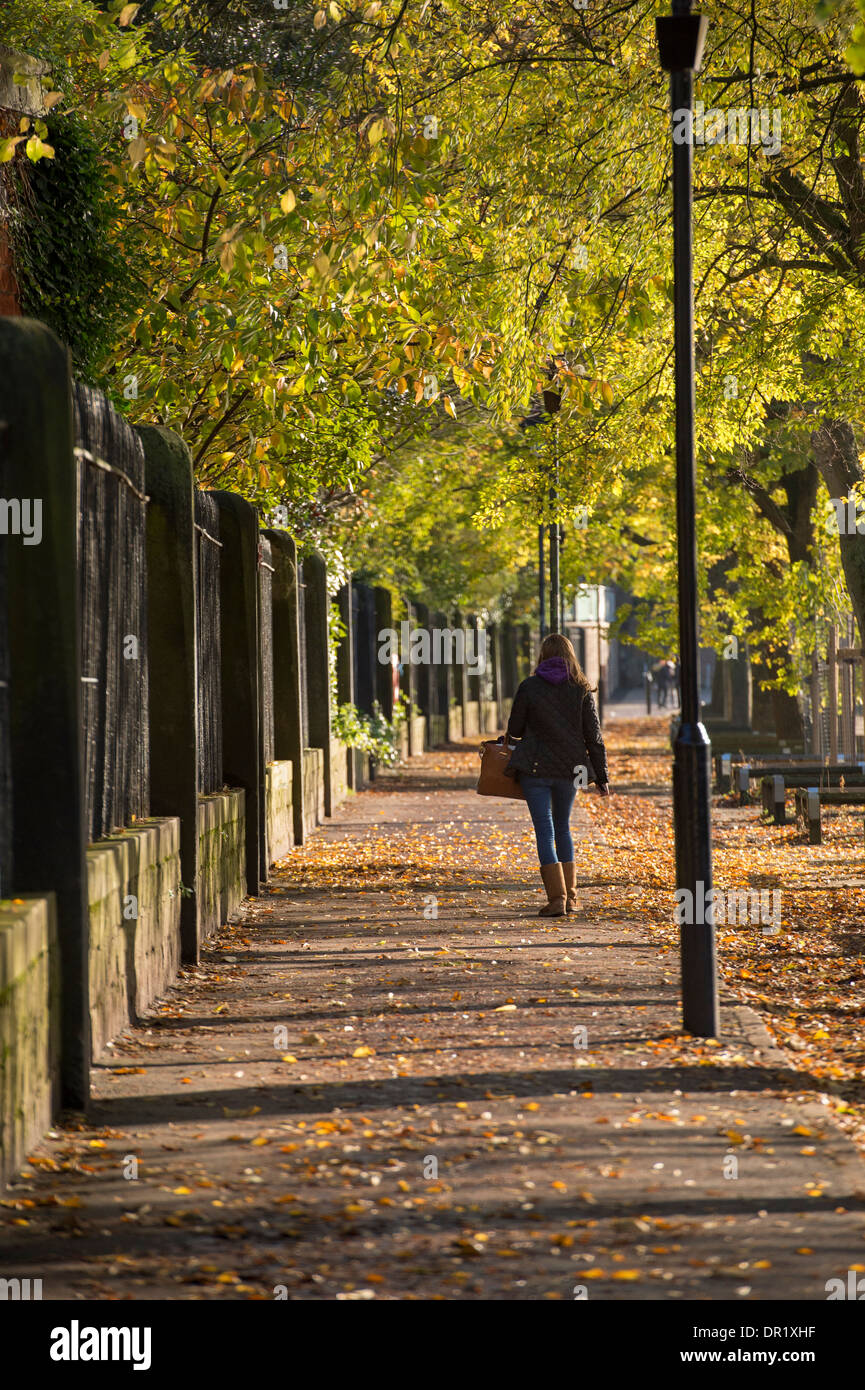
[477,736,526,800]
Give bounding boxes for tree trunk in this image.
[811,416,865,637]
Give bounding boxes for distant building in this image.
[563,583,654,700]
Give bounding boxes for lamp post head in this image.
[656,2,708,73]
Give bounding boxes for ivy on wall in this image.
[9,114,139,382]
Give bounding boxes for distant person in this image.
[661,658,675,706]
[505,633,609,917]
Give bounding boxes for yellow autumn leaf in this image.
[24,135,54,162]
[0,136,24,162]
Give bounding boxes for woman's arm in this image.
[582,691,608,784]
[507,680,530,740]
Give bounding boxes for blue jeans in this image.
[521,776,576,866]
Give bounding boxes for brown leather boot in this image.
[538,862,566,916]
[562,861,577,913]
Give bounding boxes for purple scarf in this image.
[536,657,570,685]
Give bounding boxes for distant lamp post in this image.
[543,385,562,634]
[521,381,562,640]
[655,0,718,1037]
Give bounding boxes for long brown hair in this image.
[537,632,590,689]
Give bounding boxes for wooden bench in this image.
[728,759,864,804]
[760,770,865,825]
[794,786,865,844]
[714,752,830,794]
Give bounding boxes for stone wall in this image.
[411,714,427,754]
[0,895,58,1186]
[87,818,181,1059]
[329,740,349,809]
[197,789,245,941]
[429,715,447,747]
[463,701,480,737]
[303,747,325,838]
[265,761,293,866]
[481,700,500,733]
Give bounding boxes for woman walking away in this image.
[506,633,610,917]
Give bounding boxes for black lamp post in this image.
[656,0,718,1037]
[559,525,566,632]
[538,523,547,639]
[548,493,559,636]
[522,387,561,640]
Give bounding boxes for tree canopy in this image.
[4,0,865,689]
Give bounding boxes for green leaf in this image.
[845,38,865,74]
[116,39,138,69]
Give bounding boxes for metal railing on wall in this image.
[74,384,150,842]
[297,572,310,749]
[194,489,223,795]
[352,581,376,717]
[259,536,276,766]
[0,461,10,894]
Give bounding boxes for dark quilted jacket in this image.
[505,676,608,784]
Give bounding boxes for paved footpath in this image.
[2,736,865,1300]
